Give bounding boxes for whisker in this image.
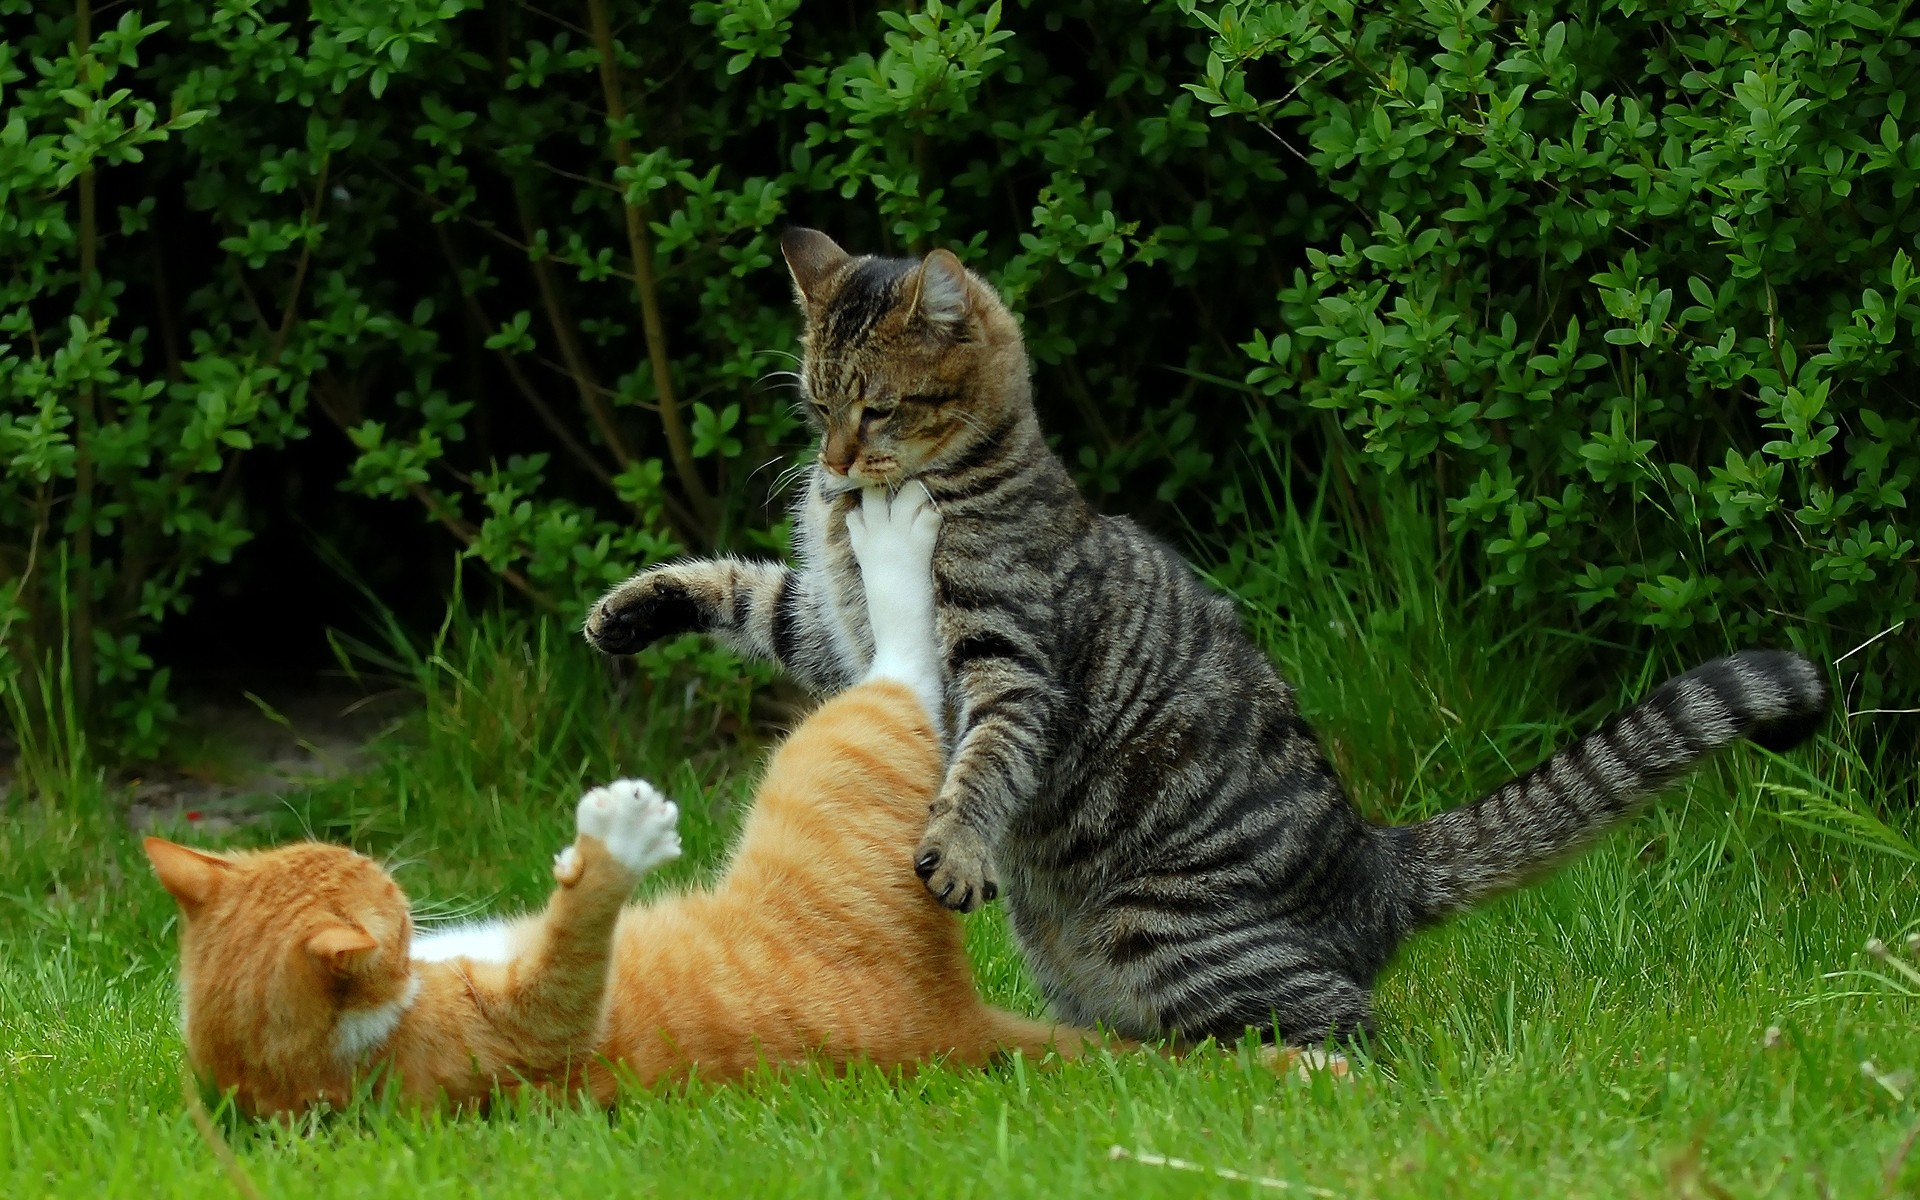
[412,895,502,925]
[770,459,816,500]
[943,408,993,440]
[748,450,811,490]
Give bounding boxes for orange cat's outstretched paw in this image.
[575,778,682,875]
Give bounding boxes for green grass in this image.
[5,498,1918,1197]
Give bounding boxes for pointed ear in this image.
[306,924,380,977]
[143,838,233,912]
[909,249,972,329]
[780,227,852,306]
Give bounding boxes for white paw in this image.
[845,481,941,576]
[575,778,682,874]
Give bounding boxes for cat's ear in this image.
[306,924,380,977]
[143,838,233,912]
[909,249,972,330]
[780,227,851,307]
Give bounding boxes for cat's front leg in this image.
[915,623,1060,913]
[844,482,945,736]
[584,559,855,694]
[402,779,682,1106]
[486,780,682,1081]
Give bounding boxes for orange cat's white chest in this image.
[412,920,515,964]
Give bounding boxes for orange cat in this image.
[146,486,1100,1119]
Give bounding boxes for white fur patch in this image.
[845,484,946,735]
[411,920,515,964]
[331,974,420,1062]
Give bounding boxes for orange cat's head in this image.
[780,227,1030,488]
[143,837,417,1118]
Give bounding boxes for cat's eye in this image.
[862,405,894,424]
[900,391,956,407]
[808,402,829,420]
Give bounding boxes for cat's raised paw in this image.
[914,814,997,914]
[584,570,706,655]
[576,779,682,875]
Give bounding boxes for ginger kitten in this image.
[147,486,1095,1119]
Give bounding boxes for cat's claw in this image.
[575,778,682,875]
[915,813,997,914]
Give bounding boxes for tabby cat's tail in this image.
[1395,650,1829,926]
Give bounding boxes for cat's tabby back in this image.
[585,229,1830,1047]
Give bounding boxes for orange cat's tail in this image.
[965,1009,1130,1066]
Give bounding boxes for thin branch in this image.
[586,0,715,536]
[509,184,637,469]
[70,0,99,707]
[268,153,331,366]
[431,223,617,490]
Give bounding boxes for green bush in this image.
[2,0,1913,758]
[1186,0,1918,712]
[2,0,1292,752]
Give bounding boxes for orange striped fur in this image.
[146,678,1102,1119]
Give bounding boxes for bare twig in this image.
[70,0,99,707]
[1836,620,1905,667]
[585,0,714,536]
[431,224,616,490]
[510,185,638,471]
[269,153,331,366]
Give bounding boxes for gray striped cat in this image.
[584,228,1830,1048]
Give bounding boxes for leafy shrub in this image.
[3,0,1915,761]
[2,0,1295,753]
[1183,0,1918,716]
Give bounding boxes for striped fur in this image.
[585,230,1832,1047]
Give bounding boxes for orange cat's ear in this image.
[143,838,233,912]
[909,249,972,329]
[305,924,379,977]
[780,227,851,306]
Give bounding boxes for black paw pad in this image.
[587,581,704,655]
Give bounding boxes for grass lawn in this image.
[4,507,1916,1198]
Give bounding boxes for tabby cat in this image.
[584,228,1831,1048]
[148,486,1095,1119]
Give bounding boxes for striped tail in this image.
[1396,650,1830,926]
